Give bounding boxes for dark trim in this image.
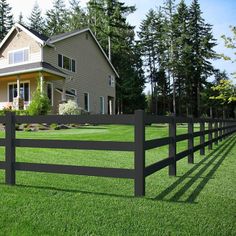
[15,162,135,179]
[15,139,134,151]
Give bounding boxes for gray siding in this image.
[43,31,116,114]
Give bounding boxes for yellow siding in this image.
[0,29,41,68]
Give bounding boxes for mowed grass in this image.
[0,125,235,235]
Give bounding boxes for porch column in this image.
[39,72,44,95]
[109,99,113,115]
[62,80,66,102]
[16,76,20,98]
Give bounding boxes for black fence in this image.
[0,111,235,197]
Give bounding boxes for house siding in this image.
[0,29,41,69]
[43,31,116,114]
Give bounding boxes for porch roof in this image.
[0,62,68,78]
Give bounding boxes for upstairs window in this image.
[58,54,76,72]
[9,48,29,64]
[108,75,115,87]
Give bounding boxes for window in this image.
[9,49,29,64]
[100,96,105,114]
[108,75,115,87]
[84,93,89,112]
[58,54,76,72]
[71,89,77,96]
[8,82,29,102]
[47,83,53,105]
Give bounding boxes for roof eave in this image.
[0,23,46,50]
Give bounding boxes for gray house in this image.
[0,23,118,114]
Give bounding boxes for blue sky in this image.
[8,0,236,82]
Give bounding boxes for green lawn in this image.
[0,125,235,235]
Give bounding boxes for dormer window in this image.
[9,48,29,64]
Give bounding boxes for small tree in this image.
[27,81,50,116]
[210,79,236,118]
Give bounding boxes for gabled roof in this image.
[0,23,119,78]
[0,23,53,49]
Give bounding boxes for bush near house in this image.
[27,89,51,116]
[59,100,85,115]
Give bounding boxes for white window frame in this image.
[8,47,30,65]
[99,96,105,114]
[109,75,115,87]
[71,89,77,96]
[58,53,76,73]
[84,92,89,112]
[46,82,54,106]
[7,80,30,102]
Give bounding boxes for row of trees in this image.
[0,0,235,117]
[139,0,220,117]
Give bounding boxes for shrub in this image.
[50,123,60,130]
[59,100,84,115]
[27,87,50,116]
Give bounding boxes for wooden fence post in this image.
[208,121,213,150]
[222,121,225,139]
[169,116,176,176]
[200,121,205,155]
[219,121,223,141]
[188,118,194,164]
[5,112,16,185]
[214,121,218,145]
[134,110,145,197]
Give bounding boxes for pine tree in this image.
[87,0,135,61]
[18,12,24,24]
[172,0,191,115]
[163,0,177,115]
[0,0,13,41]
[45,0,68,36]
[67,0,88,30]
[28,2,45,34]
[188,0,217,117]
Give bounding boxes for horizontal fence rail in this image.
[0,111,235,197]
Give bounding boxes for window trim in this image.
[58,53,76,73]
[7,80,30,102]
[84,92,89,112]
[99,96,105,114]
[8,47,30,65]
[109,75,115,87]
[71,89,77,96]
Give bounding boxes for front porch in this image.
[0,70,66,112]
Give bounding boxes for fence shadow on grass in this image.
[154,135,236,203]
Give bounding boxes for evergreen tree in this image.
[28,2,45,34]
[45,0,68,36]
[88,0,135,61]
[18,12,24,24]
[67,0,88,30]
[188,0,217,117]
[172,0,191,115]
[0,0,13,41]
[163,0,177,115]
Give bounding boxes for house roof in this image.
[0,62,67,78]
[21,24,49,42]
[0,23,119,78]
